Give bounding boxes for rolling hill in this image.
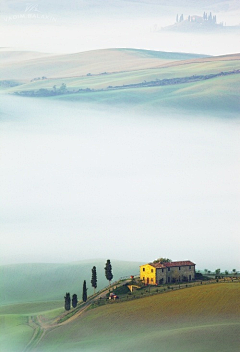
[1,48,240,113]
[1,282,239,352]
[0,48,206,80]
[0,259,142,306]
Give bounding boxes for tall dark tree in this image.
[64,292,71,311]
[91,266,97,294]
[105,259,113,285]
[72,293,78,308]
[82,280,87,302]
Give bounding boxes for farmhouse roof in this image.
[149,262,166,268]
[140,260,195,268]
[164,261,195,267]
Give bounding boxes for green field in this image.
[41,74,238,116]
[5,54,239,92]
[1,283,239,352]
[0,260,141,306]
[0,315,33,352]
[33,283,240,351]
[1,49,239,114]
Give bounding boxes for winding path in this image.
[23,279,130,351]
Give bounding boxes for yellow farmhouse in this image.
[140,260,196,285]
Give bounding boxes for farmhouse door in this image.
[147,277,149,284]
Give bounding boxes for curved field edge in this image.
[36,283,240,352]
[48,75,240,114]
[0,315,33,352]
[0,301,63,315]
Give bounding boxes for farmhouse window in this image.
[179,267,181,270]
[143,268,145,271]
[189,266,191,269]
[161,269,164,272]
[168,268,170,271]
[151,269,153,273]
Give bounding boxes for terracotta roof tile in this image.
[140,260,195,268]
[164,261,195,267]
[149,263,166,268]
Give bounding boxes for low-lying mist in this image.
[0,96,239,269]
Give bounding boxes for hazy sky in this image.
[1,1,240,269]
[1,0,240,55]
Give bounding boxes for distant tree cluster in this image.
[153,258,172,264]
[203,12,217,23]
[31,76,47,82]
[0,80,21,88]
[176,14,184,22]
[15,83,94,97]
[176,12,218,24]
[202,268,238,278]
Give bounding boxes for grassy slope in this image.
[48,74,240,115]
[0,314,33,352]
[0,306,64,352]
[5,54,240,92]
[0,48,205,80]
[36,283,240,352]
[1,283,239,351]
[0,260,142,306]
[0,302,63,315]
[3,51,239,114]
[0,49,53,64]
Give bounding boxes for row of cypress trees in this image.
[64,259,113,310]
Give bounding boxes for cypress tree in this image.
[82,280,87,302]
[64,292,71,311]
[72,293,78,308]
[104,259,113,285]
[91,266,97,294]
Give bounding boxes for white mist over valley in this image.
[0,95,239,269]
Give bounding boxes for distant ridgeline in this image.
[162,12,240,32]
